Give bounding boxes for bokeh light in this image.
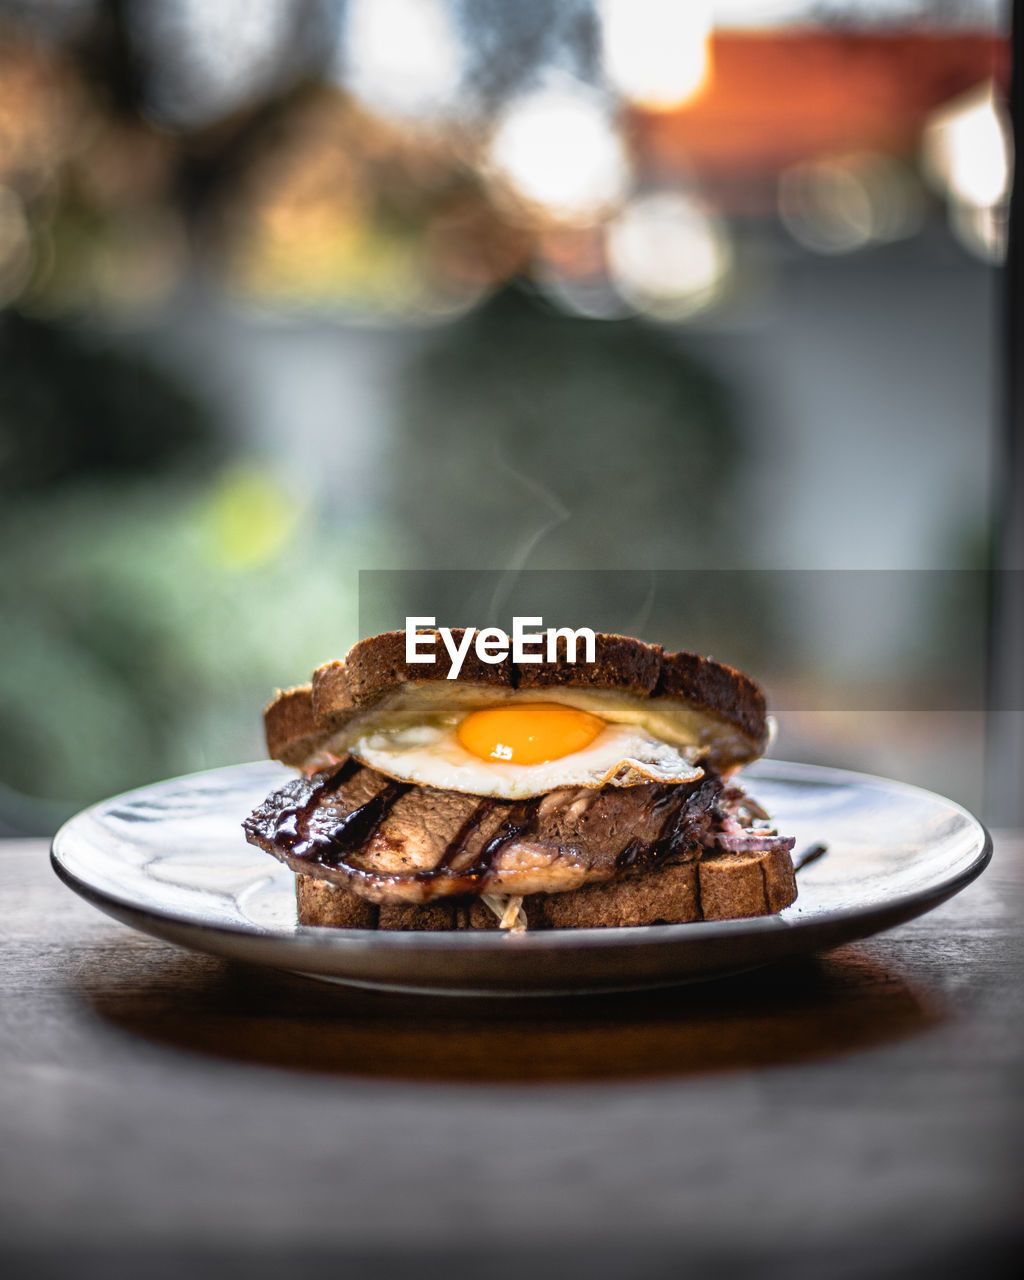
[129,0,294,129]
[922,81,1012,261]
[200,464,301,571]
[486,82,631,226]
[599,0,711,110]
[606,191,731,319]
[778,152,925,255]
[923,83,1010,209]
[338,0,465,124]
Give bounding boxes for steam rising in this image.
[483,443,571,625]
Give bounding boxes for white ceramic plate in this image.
[50,759,991,995]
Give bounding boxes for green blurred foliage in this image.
[0,475,373,815]
[0,317,380,825]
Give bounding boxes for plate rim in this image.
[50,757,993,955]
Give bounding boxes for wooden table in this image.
[2,835,1022,1279]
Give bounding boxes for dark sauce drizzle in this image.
[315,779,413,868]
[415,796,498,881]
[273,758,411,868]
[792,842,829,872]
[460,796,543,880]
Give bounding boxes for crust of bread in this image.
[312,629,513,735]
[516,631,662,696]
[264,686,321,767]
[374,900,509,930]
[655,650,766,748]
[267,631,768,765]
[295,844,796,931]
[698,846,798,920]
[296,871,378,927]
[538,859,701,929]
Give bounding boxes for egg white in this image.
[349,720,704,799]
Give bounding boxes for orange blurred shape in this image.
[0,37,87,193]
[632,31,1007,186]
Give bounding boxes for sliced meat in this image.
[243,756,722,905]
[706,797,797,855]
[714,832,796,854]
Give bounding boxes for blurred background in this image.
[0,0,1012,834]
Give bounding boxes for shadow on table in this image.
[73,940,944,1083]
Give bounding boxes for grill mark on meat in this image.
[414,796,498,881]
[411,796,543,889]
[313,779,413,868]
[614,777,720,874]
[614,793,678,872]
[461,796,544,879]
[664,777,720,857]
[615,838,646,872]
[262,758,411,868]
[267,757,360,858]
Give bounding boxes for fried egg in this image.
[349,701,704,799]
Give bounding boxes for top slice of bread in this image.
[265,630,768,766]
[263,685,321,766]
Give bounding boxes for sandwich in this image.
[242,630,797,931]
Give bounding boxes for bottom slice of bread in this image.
[295,847,796,931]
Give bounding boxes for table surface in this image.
[2,833,1022,1280]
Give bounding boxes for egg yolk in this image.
[457,703,606,765]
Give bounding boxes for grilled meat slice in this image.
[243,757,722,905]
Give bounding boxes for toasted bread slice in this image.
[265,631,768,771]
[314,628,514,737]
[294,842,796,931]
[264,686,320,767]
